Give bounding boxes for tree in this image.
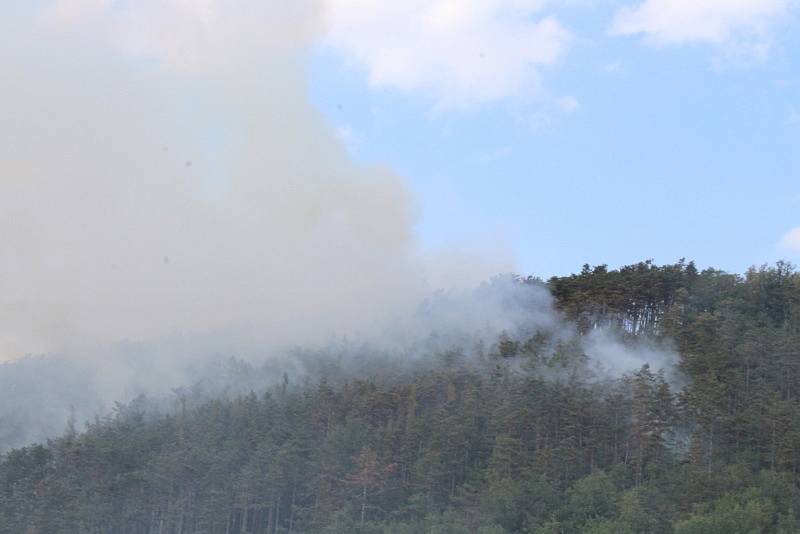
[344,447,396,524]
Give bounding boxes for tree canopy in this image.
[2,260,800,533]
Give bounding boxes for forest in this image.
[2,260,800,533]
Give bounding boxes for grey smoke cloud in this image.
[0,1,680,452]
[0,276,681,452]
[1,0,445,360]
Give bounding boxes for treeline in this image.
[2,260,800,533]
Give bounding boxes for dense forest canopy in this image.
[2,260,800,533]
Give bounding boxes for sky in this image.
[307,0,800,277]
[2,0,800,361]
[6,0,800,283]
[2,0,798,441]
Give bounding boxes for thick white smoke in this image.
[1,0,441,360]
[0,1,679,451]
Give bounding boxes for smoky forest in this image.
[3,260,800,534]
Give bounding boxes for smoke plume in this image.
[1,0,446,360]
[0,1,679,452]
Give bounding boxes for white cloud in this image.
[322,0,571,108]
[610,0,793,58]
[781,228,800,253]
[43,1,571,108]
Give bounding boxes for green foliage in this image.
[2,260,800,533]
[675,474,800,534]
[567,471,619,523]
[675,492,775,534]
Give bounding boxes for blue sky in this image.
[306,0,800,277]
[7,0,800,285]
[3,0,800,357]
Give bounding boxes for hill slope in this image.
[2,260,800,533]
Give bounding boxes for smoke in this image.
[0,275,681,451]
[0,1,680,451]
[582,329,681,384]
[0,0,447,360]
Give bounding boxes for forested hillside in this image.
[2,260,800,534]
